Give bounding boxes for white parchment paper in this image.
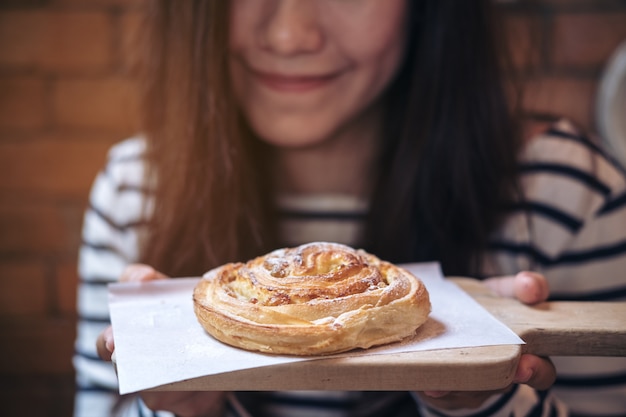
[109,262,523,394]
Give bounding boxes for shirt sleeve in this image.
[72,138,176,417]
[481,119,626,416]
[484,119,626,298]
[413,386,568,417]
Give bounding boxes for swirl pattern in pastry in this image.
[193,242,431,355]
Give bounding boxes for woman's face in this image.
[229,0,408,148]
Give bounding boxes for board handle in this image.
[451,278,626,357]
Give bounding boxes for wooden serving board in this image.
[152,278,626,392]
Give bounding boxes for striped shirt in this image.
[73,120,626,417]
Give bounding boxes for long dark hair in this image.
[138,0,522,277]
[366,1,523,275]
[138,0,277,275]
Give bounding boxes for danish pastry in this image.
[193,242,431,355]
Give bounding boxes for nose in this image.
[259,0,324,56]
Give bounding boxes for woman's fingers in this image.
[96,326,115,361]
[121,263,169,282]
[484,273,555,391]
[514,354,556,391]
[513,271,550,304]
[96,265,168,362]
[484,271,549,305]
[417,354,556,410]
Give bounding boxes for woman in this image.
[74,1,626,416]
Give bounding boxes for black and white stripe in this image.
[483,120,626,416]
[74,121,626,416]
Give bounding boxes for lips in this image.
[253,69,341,93]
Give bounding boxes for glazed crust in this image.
[193,242,431,355]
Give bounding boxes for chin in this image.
[251,121,335,149]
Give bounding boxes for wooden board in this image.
[454,278,626,358]
[151,278,626,392]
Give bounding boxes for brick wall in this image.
[0,1,624,416]
[502,0,626,130]
[0,0,143,415]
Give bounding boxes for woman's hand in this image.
[416,271,556,410]
[96,264,167,360]
[95,264,227,417]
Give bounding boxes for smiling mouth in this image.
[253,70,341,93]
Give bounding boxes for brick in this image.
[0,374,75,417]
[0,202,74,255]
[0,135,119,197]
[55,259,79,315]
[119,11,143,73]
[44,11,113,73]
[0,76,47,130]
[0,11,45,69]
[0,0,47,6]
[52,77,140,130]
[51,0,147,7]
[0,317,76,374]
[522,76,598,131]
[0,262,47,315]
[552,12,626,71]
[503,13,543,71]
[0,10,113,73]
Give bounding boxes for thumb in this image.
[514,354,556,391]
[96,326,115,361]
[484,271,549,305]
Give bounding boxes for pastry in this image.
[193,242,431,355]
